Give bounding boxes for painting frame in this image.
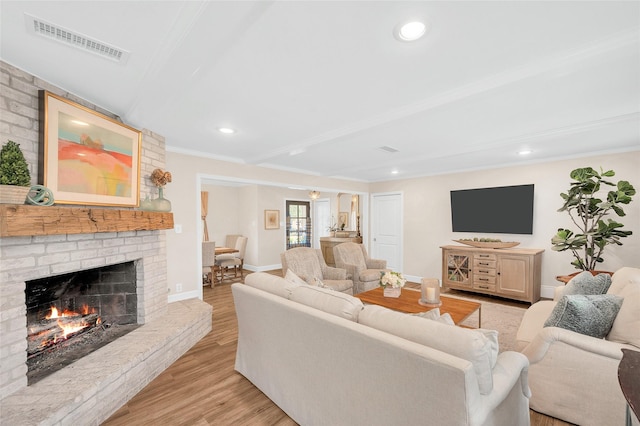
[38,90,142,207]
[338,211,349,229]
[264,209,280,230]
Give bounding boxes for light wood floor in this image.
[103,272,572,426]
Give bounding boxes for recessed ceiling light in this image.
[395,21,427,42]
[391,170,399,175]
[518,150,533,155]
[218,127,235,134]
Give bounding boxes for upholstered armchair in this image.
[216,236,248,281]
[333,242,388,294]
[280,247,353,295]
[516,267,640,426]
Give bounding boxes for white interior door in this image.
[371,192,402,271]
[313,198,330,249]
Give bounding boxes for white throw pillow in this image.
[313,277,327,288]
[607,283,640,347]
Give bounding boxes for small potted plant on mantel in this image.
[0,140,31,204]
[551,166,635,280]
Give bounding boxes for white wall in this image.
[168,149,638,300]
[202,184,241,246]
[369,151,640,298]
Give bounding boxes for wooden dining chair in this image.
[216,236,248,282]
[202,241,216,287]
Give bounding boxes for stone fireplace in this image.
[0,223,212,425]
[0,61,211,425]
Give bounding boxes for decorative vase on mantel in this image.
[151,186,172,212]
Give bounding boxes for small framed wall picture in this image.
[338,211,349,229]
[264,209,280,230]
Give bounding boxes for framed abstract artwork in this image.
[264,209,280,230]
[38,91,142,206]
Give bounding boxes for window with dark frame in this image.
[286,200,311,249]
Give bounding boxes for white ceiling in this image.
[1,1,639,182]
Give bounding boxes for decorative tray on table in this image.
[454,239,520,249]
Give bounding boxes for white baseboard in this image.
[168,290,200,303]
[245,263,281,272]
[540,284,556,300]
[404,274,425,284]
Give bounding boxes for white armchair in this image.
[332,242,388,294]
[280,247,353,294]
[516,267,640,426]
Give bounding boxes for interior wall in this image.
[369,151,640,296]
[165,151,368,300]
[202,184,240,246]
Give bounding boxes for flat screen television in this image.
[450,184,534,234]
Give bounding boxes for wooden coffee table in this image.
[355,287,482,327]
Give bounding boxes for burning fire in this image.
[46,305,95,319]
[37,305,101,346]
[56,319,88,340]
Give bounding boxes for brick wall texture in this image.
[0,60,171,399]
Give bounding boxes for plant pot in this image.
[555,270,614,284]
[0,185,29,204]
[383,286,401,298]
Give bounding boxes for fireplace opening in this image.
[25,261,140,384]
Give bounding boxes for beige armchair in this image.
[333,242,388,294]
[202,241,216,287]
[216,236,248,282]
[280,247,353,295]
[516,267,640,426]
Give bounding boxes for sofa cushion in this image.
[544,294,623,339]
[607,268,640,346]
[289,285,364,322]
[359,304,497,395]
[564,271,612,295]
[245,272,301,298]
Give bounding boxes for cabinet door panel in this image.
[444,252,472,288]
[498,255,530,298]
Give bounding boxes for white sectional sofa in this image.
[232,272,531,426]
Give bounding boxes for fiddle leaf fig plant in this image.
[551,167,635,271]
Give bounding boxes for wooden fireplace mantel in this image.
[0,204,174,237]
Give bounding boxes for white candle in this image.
[426,287,436,301]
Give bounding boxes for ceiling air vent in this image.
[379,146,399,153]
[25,14,129,64]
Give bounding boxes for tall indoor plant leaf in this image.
[552,167,635,270]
